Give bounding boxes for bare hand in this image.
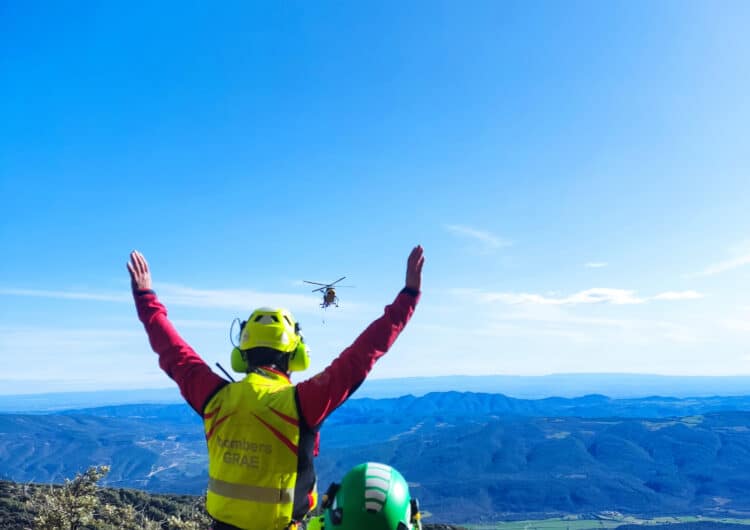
[127,250,152,291]
[405,245,424,292]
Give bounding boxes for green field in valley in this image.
[466,516,750,530]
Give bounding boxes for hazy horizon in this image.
[4,373,750,414]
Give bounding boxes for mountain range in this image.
[2,391,750,523]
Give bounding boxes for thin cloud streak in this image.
[585,262,608,268]
[158,284,374,317]
[419,310,699,344]
[690,254,750,277]
[157,283,321,312]
[445,224,511,250]
[0,285,325,313]
[0,288,129,303]
[451,287,703,306]
[651,291,703,301]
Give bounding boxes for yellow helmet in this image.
[230,307,310,373]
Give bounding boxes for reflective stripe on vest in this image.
[208,476,294,504]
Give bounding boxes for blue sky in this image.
[2,1,750,394]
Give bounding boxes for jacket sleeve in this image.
[295,287,420,429]
[133,289,228,415]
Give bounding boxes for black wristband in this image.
[401,286,420,297]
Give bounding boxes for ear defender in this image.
[287,339,310,372]
[288,321,310,372]
[231,347,248,373]
[230,319,249,373]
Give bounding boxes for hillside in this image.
[0,472,208,530]
[0,473,467,530]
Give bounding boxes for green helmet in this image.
[322,462,421,530]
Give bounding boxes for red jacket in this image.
[133,287,420,429]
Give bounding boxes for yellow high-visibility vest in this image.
[204,370,302,530]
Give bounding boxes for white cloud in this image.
[0,288,128,303]
[444,224,511,251]
[585,262,608,268]
[651,291,704,301]
[450,287,702,306]
[438,287,705,347]
[566,288,643,305]
[418,300,700,346]
[690,253,750,277]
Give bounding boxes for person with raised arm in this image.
[127,246,424,530]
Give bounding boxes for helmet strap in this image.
[321,482,339,509]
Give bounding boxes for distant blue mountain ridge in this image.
[3,373,750,412]
[54,391,750,425]
[2,391,750,522]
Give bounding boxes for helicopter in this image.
[303,276,353,308]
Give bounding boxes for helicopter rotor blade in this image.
[329,276,346,286]
[303,280,329,286]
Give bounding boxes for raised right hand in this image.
[127,250,152,291]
